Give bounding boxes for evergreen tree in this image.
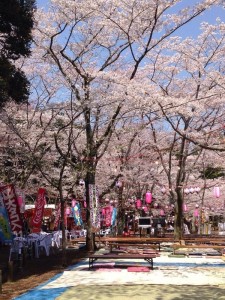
[0,0,35,107]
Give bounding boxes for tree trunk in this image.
[174,188,184,240]
[116,185,125,236]
[85,168,97,252]
[60,192,67,266]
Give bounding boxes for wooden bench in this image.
[88,253,158,270]
[69,237,86,243]
[182,238,225,244]
[108,242,160,252]
[171,244,225,255]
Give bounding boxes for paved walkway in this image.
[13,252,225,300]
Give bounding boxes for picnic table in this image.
[108,242,160,252]
[100,237,174,251]
[88,252,158,270]
[171,243,225,255]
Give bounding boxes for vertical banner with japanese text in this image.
[31,188,46,233]
[0,184,23,234]
[89,184,100,232]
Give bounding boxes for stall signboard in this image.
[31,188,46,233]
[0,184,23,234]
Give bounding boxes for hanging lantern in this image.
[142,206,148,212]
[214,186,220,198]
[79,179,85,185]
[116,181,122,188]
[184,188,189,194]
[161,187,166,194]
[189,187,194,194]
[195,187,201,193]
[160,209,165,216]
[183,204,188,212]
[154,202,158,208]
[136,199,142,208]
[194,208,199,217]
[66,207,71,215]
[145,191,152,204]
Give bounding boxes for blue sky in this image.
[36,0,224,38]
[175,4,225,38]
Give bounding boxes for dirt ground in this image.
[0,244,88,300]
[2,244,225,300]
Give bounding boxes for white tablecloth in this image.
[27,232,55,258]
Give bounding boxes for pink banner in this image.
[31,188,46,233]
[0,184,23,234]
[103,206,113,227]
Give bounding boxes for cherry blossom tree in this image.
[7,0,221,249]
[29,0,224,246]
[133,18,225,238]
[0,99,85,264]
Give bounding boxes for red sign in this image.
[0,184,23,233]
[31,188,46,233]
[103,206,113,227]
[24,208,53,219]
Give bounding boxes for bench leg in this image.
[145,258,153,269]
[89,258,98,270]
[89,258,93,269]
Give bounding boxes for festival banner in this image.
[81,208,86,222]
[0,192,13,243]
[31,188,46,233]
[111,207,117,227]
[72,202,83,226]
[0,184,23,234]
[89,184,100,232]
[104,206,113,227]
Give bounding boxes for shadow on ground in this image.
[56,284,225,300]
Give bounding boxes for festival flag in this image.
[89,184,100,232]
[0,192,13,243]
[72,202,83,226]
[31,188,46,233]
[111,207,117,227]
[104,206,113,227]
[0,184,23,234]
